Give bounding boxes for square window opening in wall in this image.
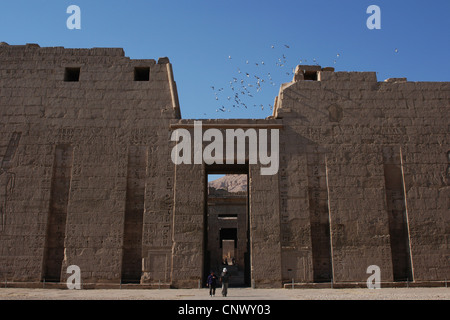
[134,67,150,81]
[64,67,80,82]
[304,71,317,81]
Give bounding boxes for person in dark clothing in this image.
[206,271,217,297]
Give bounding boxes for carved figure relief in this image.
[0,132,21,231]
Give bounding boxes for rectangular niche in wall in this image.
[121,145,147,283]
[307,152,332,283]
[43,144,73,282]
[382,146,413,282]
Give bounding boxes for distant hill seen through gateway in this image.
[208,174,247,193]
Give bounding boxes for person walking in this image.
[220,268,230,297]
[206,271,217,297]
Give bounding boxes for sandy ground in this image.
[0,287,448,300]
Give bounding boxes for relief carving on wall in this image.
[0,132,21,231]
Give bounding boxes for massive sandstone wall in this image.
[0,43,180,283]
[274,66,449,283]
[0,43,448,288]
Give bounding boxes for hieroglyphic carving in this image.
[57,128,82,144]
[0,132,21,231]
[130,128,157,146]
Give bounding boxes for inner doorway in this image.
[204,164,250,287]
[220,228,237,265]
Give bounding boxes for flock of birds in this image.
[208,44,341,115]
[207,44,398,116]
[210,44,293,114]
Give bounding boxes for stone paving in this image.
[0,287,448,300]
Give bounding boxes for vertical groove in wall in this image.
[382,146,413,281]
[43,144,73,282]
[307,153,332,282]
[324,156,335,282]
[121,146,147,283]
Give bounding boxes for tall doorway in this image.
[204,164,250,287]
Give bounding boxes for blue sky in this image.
[0,0,449,121]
